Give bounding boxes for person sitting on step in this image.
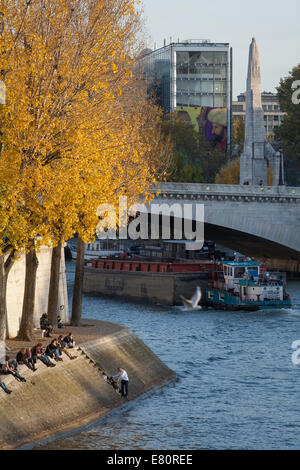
[57,315,64,329]
[31,343,56,368]
[63,332,75,349]
[45,339,63,362]
[57,335,77,360]
[57,335,77,359]
[40,313,53,338]
[0,355,26,382]
[16,348,37,371]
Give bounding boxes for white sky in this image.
[141,0,300,99]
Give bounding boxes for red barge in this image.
[84,259,215,305]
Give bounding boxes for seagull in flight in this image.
[180,286,202,311]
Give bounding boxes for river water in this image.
[35,261,300,450]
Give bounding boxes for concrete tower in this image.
[240,38,281,185]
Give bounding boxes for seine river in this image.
[35,261,300,450]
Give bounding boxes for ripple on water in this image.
[35,266,300,450]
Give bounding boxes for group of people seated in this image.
[0,330,77,394]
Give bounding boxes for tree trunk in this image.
[0,256,8,341]
[0,251,15,341]
[47,242,62,327]
[17,247,39,341]
[71,237,85,326]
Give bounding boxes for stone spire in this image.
[240,38,268,185]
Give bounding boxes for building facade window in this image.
[232,92,284,138]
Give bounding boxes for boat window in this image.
[234,267,246,278]
[208,292,214,300]
[219,293,225,301]
[248,269,258,277]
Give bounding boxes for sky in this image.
[141,0,300,99]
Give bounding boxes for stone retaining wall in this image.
[6,246,68,338]
[0,327,175,449]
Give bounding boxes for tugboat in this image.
[206,261,292,311]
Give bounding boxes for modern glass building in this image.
[139,40,233,152]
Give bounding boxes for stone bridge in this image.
[144,183,300,270]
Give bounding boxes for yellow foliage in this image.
[232,117,245,148]
[215,158,240,184]
[0,0,171,252]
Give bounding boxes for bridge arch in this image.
[144,183,300,266]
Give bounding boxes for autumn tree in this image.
[197,134,226,184]
[232,117,245,155]
[0,0,171,338]
[215,158,240,184]
[161,116,203,182]
[71,74,172,325]
[275,64,300,186]
[161,114,226,183]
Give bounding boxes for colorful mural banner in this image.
[176,106,228,153]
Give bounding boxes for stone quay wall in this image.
[6,246,68,339]
[0,322,175,450]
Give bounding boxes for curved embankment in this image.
[0,325,176,450]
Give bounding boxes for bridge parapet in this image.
[152,183,300,204]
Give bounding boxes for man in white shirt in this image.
[113,367,129,398]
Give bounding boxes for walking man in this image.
[113,367,129,398]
